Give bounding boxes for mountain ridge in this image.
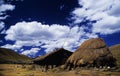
[0,48,32,64]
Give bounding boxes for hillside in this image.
[0,48,32,64]
[109,44,120,67]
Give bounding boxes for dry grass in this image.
[0,64,46,76]
[0,64,120,76]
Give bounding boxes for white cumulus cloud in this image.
[0,4,15,12]
[21,48,41,57]
[0,0,15,34]
[2,21,97,56]
[72,0,120,35]
[2,44,22,52]
[0,22,5,31]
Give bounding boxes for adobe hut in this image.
[33,48,72,71]
[65,38,116,70]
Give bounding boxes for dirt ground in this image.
[0,64,120,76]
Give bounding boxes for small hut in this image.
[65,38,116,70]
[33,48,72,70]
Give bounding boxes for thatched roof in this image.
[65,38,116,68]
[33,48,72,66]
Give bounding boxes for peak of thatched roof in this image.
[34,48,69,61]
[33,48,72,66]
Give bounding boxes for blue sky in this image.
[0,0,120,58]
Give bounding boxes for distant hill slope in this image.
[0,48,32,64]
[109,44,120,67]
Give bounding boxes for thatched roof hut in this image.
[65,38,116,69]
[33,48,72,67]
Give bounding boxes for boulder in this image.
[65,38,116,70]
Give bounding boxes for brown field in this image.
[0,64,120,76]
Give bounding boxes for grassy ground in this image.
[0,64,120,76]
[0,64,46,76]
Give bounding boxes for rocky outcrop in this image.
[109,44,120,67]
[65,38,116,70]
